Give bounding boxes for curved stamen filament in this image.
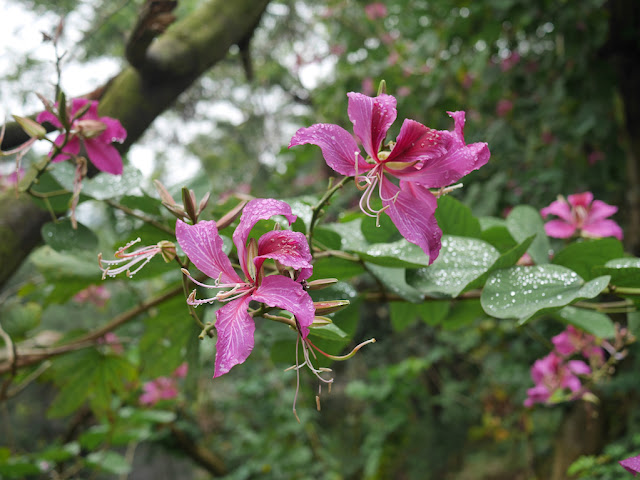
[181,268,252,304]
[99,253,154,279]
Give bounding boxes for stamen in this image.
[307,337,376,361]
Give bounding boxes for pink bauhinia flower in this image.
[552,325,604,364]
[37,98,127,175]
[289,92,490,263]
[524,352,591,407]
[620,454,640,476]
[176,198,315,378]
[540,192,623,240]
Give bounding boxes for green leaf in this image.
[593,257,640,288]
[86,451,131,476]
[552,238,625,281]
[506,205,550,265]
[389,301,450,331]
[325,218,368,251]
[444,300,485,329]
[552,306,616,339]
[309,323,349,341]
[407,236,500,297]
[480,225,517,253]
[434,195,481,238]
[42,219,98,252]
[119,407,177,424]
[312,256,365,280]
[361,212,401,244]
[313,226,342,250]
[31,246,100,281]
[356,238,430,268]
[480,265,610,323]
[366,264,423,303]
[465,235,535,291]
[0,301,41,338]
[51,163,144,200]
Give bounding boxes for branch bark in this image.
[0,0,271,288]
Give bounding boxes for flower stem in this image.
[308,176,353,252]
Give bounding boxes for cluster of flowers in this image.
[524,325,604,407]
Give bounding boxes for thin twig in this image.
[105,198,175,235]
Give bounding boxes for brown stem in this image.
[169,424,227,476]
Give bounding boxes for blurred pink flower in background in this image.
[98,332,124,355]
[540,192,623,240]
[496,99,513,117]
[524,352,591,407]
[500,51,520,71]
[73,284,111,307]
[361,77,375,96]
[588,150,605,165]
[139,363,188,406]
[397,86,411,97]
[0,168,25,191]
[364,2,387,20]
[552,325,604,365]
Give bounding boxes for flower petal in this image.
[582,219,624,240]
[252,275,315,339]
[213,296,255,377]
[620,454,640,475]
[540,199,573,222]
[71,98,97,119]
[233,199,298,279]
[256,230,312,272]
[544,219,576,238]
[84,139,124,175]
[36,110,62,129]
[176,219,243,284]
[99,117,127,144]
[567,359,591,376]
[347,92,397,159]
[384,118,447,166]
[289,123,370,176]
[390,112,490,187]
[587,200,618,223]
[567,192,593,208]
[380,178,441,264]
[51,135,80,162]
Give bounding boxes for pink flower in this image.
[173,362,188,378]
[97,332,124,355]
[73,284,111,307]
[524,352,591,407]
[139,377,179,405]
[364,2,387,20]
[37,98,127,175]
[289,92,490,263]
[540,192,623,240]
[361,77,375,96]
[176,199,315,377]
[588,150,605,165]
[620,454,640,476]
[552,325,604,364]
[500,51,520,72]
[496,99,513,117]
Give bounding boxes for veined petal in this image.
[99,117,127,144]
[256,230,312,272]
[176,219,243,284]
[347,92,397,159]
[84,139,123,175]
[252,275,315,339]
[385,119,447,166]
[289,123,370,176]
[233,199,298,279]
[540,200,573,222]
[582,219,623,240]
[390,112,489,187]
[213,296,255,377]
[381,178,442,264]
[620,454,640,474]
[544,219,576,238]
[587,200,618,223]
[37,110,62,129]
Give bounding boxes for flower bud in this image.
[311,316,333,327]
[305,278,338,290]
[13,115,47,139]
[158,240,177,262]
[313,299,350,315]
